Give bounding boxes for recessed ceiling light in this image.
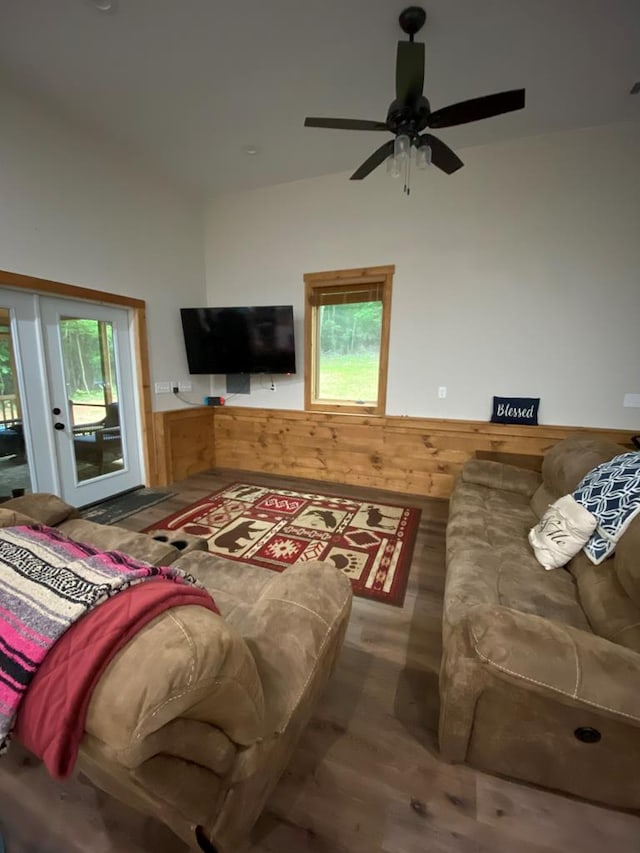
[243,145,260,156]
[90,0,116,12]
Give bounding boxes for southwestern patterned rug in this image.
[147,483,421,607]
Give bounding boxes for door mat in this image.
[82,488,175,525]
[146,483,421,607]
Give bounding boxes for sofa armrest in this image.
[470,605,640,721]
[0,492,79,526]
[0,507,40,527]
[238,560,353,733]
[84,561,351,769]
[461,459,541,497]
[85,604,267,765]
[440,603,640,761]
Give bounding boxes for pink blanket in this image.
[0,523,217,771]
[15,577,218,778]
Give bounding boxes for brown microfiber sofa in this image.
[440,436,640,809]
[0,494,352,852]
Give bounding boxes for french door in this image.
[0,289,143,506]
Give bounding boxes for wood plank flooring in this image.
[1,469,640,852]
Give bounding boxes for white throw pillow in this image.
[528,494,597,570]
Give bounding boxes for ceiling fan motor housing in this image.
[386,96,430,140]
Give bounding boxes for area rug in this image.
[81,487,175,525]
[146,483,421,606]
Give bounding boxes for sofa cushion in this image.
[530,483,557,519]
[570,550,640,653]
[58,518,179,566]
[174,549,275,627]
[445,479,591,638]
[613,516,640,609]
[541,437,625,500]
[462,459,540,497]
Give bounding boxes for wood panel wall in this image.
[151,405,635,496]
[210,407,635,498]
[153,407,216,485]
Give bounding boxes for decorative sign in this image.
[490,396,540,425]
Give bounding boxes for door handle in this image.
[54,422,65,431]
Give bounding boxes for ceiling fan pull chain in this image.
[405,146,411,195]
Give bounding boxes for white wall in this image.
[204,121,640,429]
[0,81,208,411]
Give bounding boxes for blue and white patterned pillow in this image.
[573,451,640,564]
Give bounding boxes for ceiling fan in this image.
[304,6,525,188]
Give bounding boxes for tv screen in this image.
[180,305,296,375]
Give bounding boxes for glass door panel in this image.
[0,306,32,498]
[59,316,123,483]
[41,297,143,506]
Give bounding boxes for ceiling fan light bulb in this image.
[394,134,410,162]
[387,155,401,178]
[416,143,431,170]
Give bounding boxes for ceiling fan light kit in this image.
[304,5,525,195]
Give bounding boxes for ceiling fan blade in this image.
[395,41,424,106]
[304,117,388,131]
[428,88,525,129]
[422,134,464,174]
[350,140,394,180]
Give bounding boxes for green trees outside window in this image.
[317,302,382,402]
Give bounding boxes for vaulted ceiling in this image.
[1,0,639,196]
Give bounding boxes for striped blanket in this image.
[0,524,201,753]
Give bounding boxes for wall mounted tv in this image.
[180,305,296,375]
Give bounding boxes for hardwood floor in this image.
[1,469,640,852]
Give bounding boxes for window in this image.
[304,265,394,415]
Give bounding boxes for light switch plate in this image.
[623,393,640,408]
[179,380,192,392]
[154,381,171,394]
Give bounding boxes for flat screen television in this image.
[180,305,296,375]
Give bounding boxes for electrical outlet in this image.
[154,381,171,394]
[179,380,192,392]
[438,386,447,399]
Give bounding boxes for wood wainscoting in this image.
[152,406,634,498]
[153,406,216,485]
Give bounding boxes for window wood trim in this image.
[304,265,394,416]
